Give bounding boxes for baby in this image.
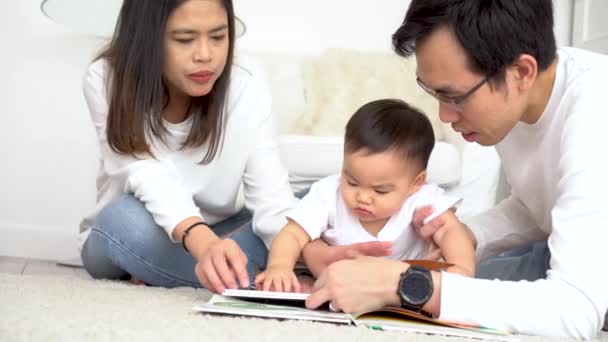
[256,99,475,292]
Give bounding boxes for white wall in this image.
[572,0,608,53]
[235,0,410,55]
[0,0,573,261]
[0,1,104,260]
[554,0,574,47]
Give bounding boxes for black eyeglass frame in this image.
[416,75,490,106]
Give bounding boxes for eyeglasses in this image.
[416,75,489,107]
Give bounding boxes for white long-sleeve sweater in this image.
[79,59,298,248]
[440,48,608,338]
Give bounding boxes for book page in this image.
[353,316,518,341]
[354,308,515,339]
[194,294,351,324]
[194,295,517,341]
[222,289,308,301]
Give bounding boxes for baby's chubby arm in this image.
[431,210,476,277]
[255,220,312,292]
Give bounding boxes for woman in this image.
[79,0,298,293]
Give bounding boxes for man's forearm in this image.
[424,271,442,316]
[383,264,443,317]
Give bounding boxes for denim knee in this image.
[81,230,129,280]
[85,196,160,265]
[95,194,178,258]
[82,195,156,276]
[95,194,159,240]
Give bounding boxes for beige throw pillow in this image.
[294,48,443,140]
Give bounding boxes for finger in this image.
[424,242,439,256]
[418,218,445,240]
[254,272,265,285]
[424,243,442,260]
[284,275,299,293]
[195,263,212,290]
[225,243,250,288]
[329,302,339,312]
[282,277,291,293]
[212,252,238,290]
[345,241,392,259]
[413,205,433,228]
[355,241,392,256]
[269,278,278,292]
[262,277,271,292]
[202,259,225,293]
[310,271,327,293]
[292,274,301,293]
[426,248,442,260]
[305,285,332,310]
[278,276,287,293]
[344,248,361,259]
[272,278,283,292]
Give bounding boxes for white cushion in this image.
[279,135,461,192]
[238,48,464,192]
[296,49,444,140]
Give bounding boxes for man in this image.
[302,0,608,338]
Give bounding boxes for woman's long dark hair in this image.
[97,0,235,163]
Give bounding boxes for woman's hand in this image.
[193,238,250,293]
[173,217,250,293]
[301,239,392,277]
[255,265,301,293]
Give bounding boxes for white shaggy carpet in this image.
[1,272,606,342]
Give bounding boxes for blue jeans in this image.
[476,241,607,330]
[81,194,268,288]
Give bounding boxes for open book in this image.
[194,294,516,341]
[193,260,517,341]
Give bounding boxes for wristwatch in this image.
[397,265,433,312]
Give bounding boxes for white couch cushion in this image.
[237,49,464,192]
[279,135,461,192]
[294,49,444,140]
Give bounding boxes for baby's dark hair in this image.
[344,99,435,171]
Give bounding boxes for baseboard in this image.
[0,224,80,263]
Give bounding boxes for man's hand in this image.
[255,265,301,293]
[194,238,250,293]
[412,205,450,259]
[305,256,407,313]
[301,239,392,277]
[344,241,393,258]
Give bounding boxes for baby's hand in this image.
[254,265,301,293]
[446,264,475,278]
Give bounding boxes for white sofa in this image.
[237,48,503,220]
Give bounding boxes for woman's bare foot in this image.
[130,276,146,286]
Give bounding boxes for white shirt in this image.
[79,59,298,248]
[440,48,608,338]
[287,175,460,260]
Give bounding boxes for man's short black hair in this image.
[392,0,557,85]
[345,99,435,171]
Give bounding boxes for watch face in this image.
[400,267,432,306]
